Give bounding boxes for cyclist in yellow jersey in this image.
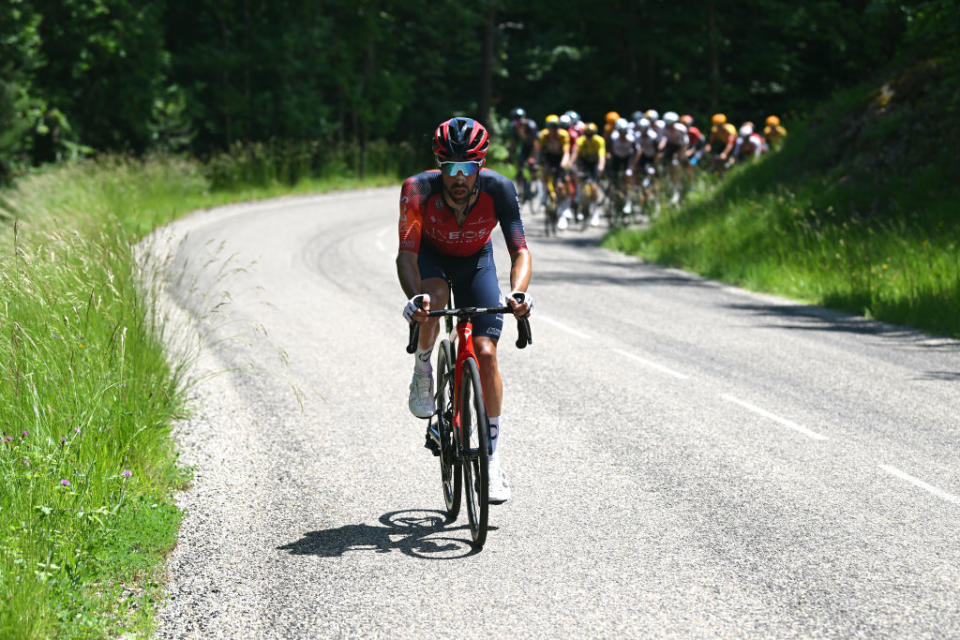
[538,114,572,226]
[569,122,606,227]
[764,115,787,150]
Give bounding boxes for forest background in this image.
[2,0,956,183]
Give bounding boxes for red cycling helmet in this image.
[433,117,489,162]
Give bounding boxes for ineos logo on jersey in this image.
[425,227,491,243]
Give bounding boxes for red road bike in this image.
[407,298,531,547]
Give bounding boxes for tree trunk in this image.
[708,0,720,111]
[479,6,495,125]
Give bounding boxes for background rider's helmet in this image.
[605,111,620,124]
[546,114,560,127]
[433,117,489,162]
[510,107,526,120]
[663,111,679,125]
[638,117,651,130]
[615,117,628,131]
[739,124,754,137]
[766,115,780,126]
[712,113,727,125]
[566,110,580,124]
[559,113,572,128]
[645,109,659,121]
[680,114,694,126]
[585,122,599,135]
[631,110,644,124]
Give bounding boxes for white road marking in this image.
[880,464,960,506]
[720,394,828,441]
[538,315,591,340]
[376,226,391,254]
[613,348,690,380]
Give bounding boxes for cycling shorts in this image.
[609,154,631,175]
[542,151,564,178]
[663,142,685,163]
[417,241,503,340]
[577,158,600,181]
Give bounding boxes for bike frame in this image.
[449,316,479,445]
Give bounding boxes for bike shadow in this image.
[277,509,493,560]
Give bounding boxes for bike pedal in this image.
[424,431,441,457]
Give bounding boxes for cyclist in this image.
[507,107,540,204]
[659,111,689,204]
[538,114,573,228]
[680,114,705,167]
[703,112,737,174]
[569,121,606,226]
[629,117,662,212]
[603,111,620,141]
[733,122,765,163]
[398,117,533,504]
[763,114,787,150]
[606,117,639,217]
[556,113,578,226]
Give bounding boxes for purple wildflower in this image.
[5,436,12,442]
[122,470,132,478]
[75,427,81,434]
[60,437,67,446]
[21,430,28,438]
[60,479,71,487]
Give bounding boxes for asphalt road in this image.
[149,187,960,639]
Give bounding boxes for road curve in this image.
[148,187,960,639]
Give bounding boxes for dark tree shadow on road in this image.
[277,509,490,560]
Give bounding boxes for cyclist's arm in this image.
[397,177,426,300]
[508,248,532,318]
[396,250,422,300]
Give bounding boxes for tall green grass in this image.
[0,153,404,638]
[1,173,190,638]
[605,67,960,338]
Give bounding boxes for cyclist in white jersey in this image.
[608,118,637,176]
[629,118,663,207]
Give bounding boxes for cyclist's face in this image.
[441,166,478,206]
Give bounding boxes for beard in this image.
[444,182,472,207]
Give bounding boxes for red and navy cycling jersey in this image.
[398,169,528,258]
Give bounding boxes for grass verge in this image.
[0,154,400,638]
[604,62,960,339]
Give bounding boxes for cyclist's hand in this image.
[507,290,533,318]
[402,294,430,324]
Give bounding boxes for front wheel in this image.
[436,341,460,518]
[459,357,490,547]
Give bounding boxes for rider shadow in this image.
[277,509,492,560]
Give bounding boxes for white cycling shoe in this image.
[487,452,511,504]
[408,370,434,418]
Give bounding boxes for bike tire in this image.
[459,357,490,547]
[436,340,461,518]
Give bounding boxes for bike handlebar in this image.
[406,305,533,353]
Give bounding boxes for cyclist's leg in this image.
[415,246,453,350]
[452,246,504,421]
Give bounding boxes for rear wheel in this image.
[459,357,490,547]
[436,341,460,518]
